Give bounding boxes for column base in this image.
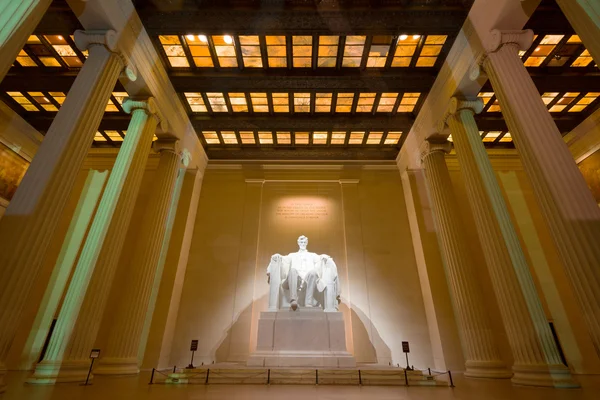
[464,360,512,379]
[511,364,579,388]
[28,359,92,384]
[93,357,139,375]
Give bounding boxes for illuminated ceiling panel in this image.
[377,93,398,112]
[276,132,291,144]
[159,35,189,67]
[44,35,82,67]
[239,131,255,144]
[482,131,502,142]
[202,131,220,144]
[342,36,365,67]
[294,93,310,112]
[7,92,38,111]
[185,34,213,67]
[185,92,207,112]
[266,36,287,68]
[392,35,419,67]
[349,132,365,144]
[293,36,312,68]
[315,93,332,112]
[212,35,237,67]
[366,132,383,144]
[366,36,392,67]
[336,93,354,112]
[416,35,446,67]
[221,131,238,144]
[397,93,420,112]
[569,92,599,112]
[318,36,338,67]
[258,131,273,144]
[295,132,309,145]
[206,92,228,112]
[385,132,402,145]
[28,92,57,111]
[272,93,289,112]
[239,35,262,68]
[331,132,346,145]
[356,93,376,112]
[229,93,248,112]
[312,132,328,144]
[105,130,124,142]
[250,93,269,112]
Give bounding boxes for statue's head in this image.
[297,235,308,250]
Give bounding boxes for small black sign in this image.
[402,341,410,353]
[90,349,101,359]
[190,340,199,351]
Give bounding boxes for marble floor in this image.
[2,370,600,400]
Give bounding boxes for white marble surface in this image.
[248,309,355,367]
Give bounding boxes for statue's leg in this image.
[323,283,337,312]
[304,271,319,307]
[287,268,299,304]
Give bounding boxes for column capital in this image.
[153,139,181,157]
[470,29,534,81]
[73,29,137,82]
[123,97,168,132]
[420,138,452,163]
[181,148,192,167]
[438,97,484,131]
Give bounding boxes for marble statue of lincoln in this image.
[267,235,341,311]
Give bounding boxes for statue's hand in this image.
[271,254,282,262]
[267,272,270,284]
[320,254,331,262]
[336,295,341,304]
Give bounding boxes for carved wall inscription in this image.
[276,202,329,220]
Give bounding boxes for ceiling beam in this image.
[3,69,599,93]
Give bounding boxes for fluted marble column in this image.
[0,29,131,392]
[421,139,510,379]
[440,98,576,388]
[29,98,163,384]
[474,29,600,358]
[95,141,185,375]
[555,0,600,64]
[0,0,52,82]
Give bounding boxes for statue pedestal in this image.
[247,308,356,367]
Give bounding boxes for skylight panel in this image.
[239,132,255,144]
[349,132,365,144]
[569,92,598,112]
[342,36,365,67]
[572,49,593,67]
[366,36,392,67]
[293,36,312,68]
[482,131,502,142]
[48,92,66,105]
[202,131,220,144]
[16,48,36,67]
[212,35,237,67]
[356,93,376,112]
[258,132,274,144]
[478,92,494,106]
[318,36,338,67]
[542,92,559,105]
[272,93,289,112]
[488,99,501,112]
[276,132,291,144]
[295,132,309,145]
[336,93,354,112]
[266,36,287,67]
[221,131,238,144]
[229,93,248,112]
[239,36,262,68]
[384,132,402,145]
[376,93,398,112]
[7,91,38,111]
[524,35,563,67]
[416,35,446,67]
[312,132,328,144]
[105,130,124,142]
[250,93,269,112]
[184,92,207,112]
[44,35,82,67]
[397,93,420,112]
[159,35,189,67]
[185,34,213,67]
[94,131,107,142]
[294,93,311,112]
[392,35,420,67]
[206,93,228,112]
[331,132,346,144]
[366,132,383,144]
[315,93,332,112]
[28,92,57,111]
[105,98,119,112]
[499,132,512,143]
[112,92,128,105]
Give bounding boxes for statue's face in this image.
[297,236,308,250]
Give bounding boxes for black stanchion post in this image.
[404,368,408,386]
[315,369,319,385]
[205,368,210,384]
[149,368,155,385]
[358,369,362,386]
[402,341,411,370]
[82,349,100,386]
[448,370,454,387]
[428,367,431,376]
[188,340,198,369]
[173,365,176,373]
[267,369,271,385]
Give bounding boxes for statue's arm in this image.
[267,253,282,283]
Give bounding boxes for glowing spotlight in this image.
[58,35,64,41]
[399,34,408,41]
[199,35,208,43]
[535,47,541,52]
[412,35,420,40]
[186,34,195,41]
[224,35,233,44]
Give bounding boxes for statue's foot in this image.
[305,299,318,308]
[290,300,298,311]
